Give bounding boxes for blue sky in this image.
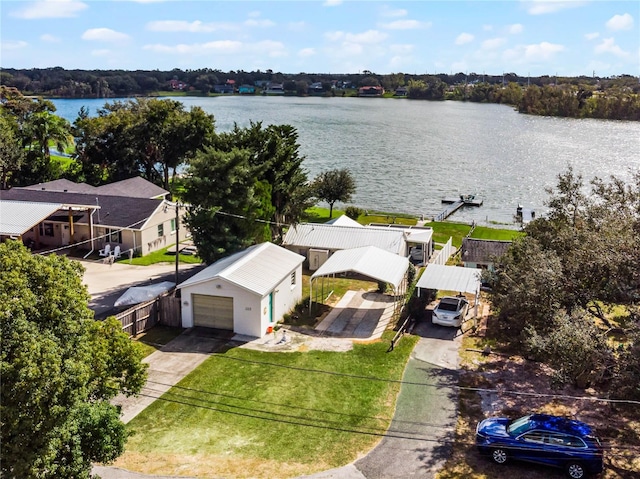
[1,0,638,77]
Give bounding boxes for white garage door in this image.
[192,294,234,330]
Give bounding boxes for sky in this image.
[1,0,639,77]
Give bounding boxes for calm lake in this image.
[52,96,640,226]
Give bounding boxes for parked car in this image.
[431,296,469,327]
[476,413,604,479]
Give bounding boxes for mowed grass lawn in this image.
[115,332,418,479]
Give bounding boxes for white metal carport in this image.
[309,246,410,323]
[416,264,483,317]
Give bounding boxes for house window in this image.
[39,222,54,237]
[291,270,296,286]
[158,223,164,237]
[106,228,122,244]
[170,218,176,234]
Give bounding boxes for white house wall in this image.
[258,264,303,336]
[180,263,303,338]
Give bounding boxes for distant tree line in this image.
[2,67,639,120]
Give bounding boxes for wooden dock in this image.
[434,195,483,222]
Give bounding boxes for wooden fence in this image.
[115,290,182,336]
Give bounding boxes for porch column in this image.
[68,208,75,239]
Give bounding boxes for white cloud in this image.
[585,32,600,40]
[380,20,430,30]
[40,33,61,42]
[323,0,342,6]
[482,37,506,50]
[1,40,29,50]
[11,0,87,19]
[298,48,316,58]
[455,33,474,45]
[525,1,587,15]
[248,11,261,18]
[82,28,130,43]
[244,18,275,28]
[606,13,634,31]
[146,20,237,33]
[504,41,565,62]
[142,40,286,57]
[524,41,564,59]
[482,24,493,31]
[595,37,629,57]
[325,30,388,44]
[508,23,524,34]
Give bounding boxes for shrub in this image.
[345,206,363,220]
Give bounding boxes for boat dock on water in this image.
[434,194,483,221]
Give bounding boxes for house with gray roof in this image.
[0,177,184,256]
[461,238,511,270]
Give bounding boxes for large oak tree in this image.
[1,242,148,478]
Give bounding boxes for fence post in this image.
[132,308,138,337]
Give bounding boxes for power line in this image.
[202,353,640,406]
[130,385,640,458]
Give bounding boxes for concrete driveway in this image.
[112,329,231,424]
[301,320,461,479]
[78,258,204,318]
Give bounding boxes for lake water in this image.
[52,96,640,226]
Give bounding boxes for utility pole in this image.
[174,202,179,286]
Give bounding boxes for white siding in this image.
[180,263,303,338]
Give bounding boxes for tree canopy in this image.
[0,86,73,187]
[311,168,357,218]
[0,241,148,478]
[73,98,215,189]
[486,167,640,395]
[181,122,312,263]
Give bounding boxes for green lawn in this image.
[428,221,472,247]
[117,244,202,266]
[119,332,418,478]
[470,225,524,241]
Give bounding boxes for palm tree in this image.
[27,111,73,162]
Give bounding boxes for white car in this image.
[432,296,469,327]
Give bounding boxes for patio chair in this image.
[99,244,111,257]
[112,245,121,259]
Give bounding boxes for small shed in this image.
[461,238,511,270]
[177,242,304,338]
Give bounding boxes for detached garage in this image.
[177,242,304,338]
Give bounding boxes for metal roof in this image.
[325,215,363,228]
[178,242,305,296]
[283,223,406,255]
[0,200,63,236]
[311,246,409,289]
[416,264,482,295]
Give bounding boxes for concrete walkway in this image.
[113,329,230,424]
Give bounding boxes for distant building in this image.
[213,84,234,94]
[358,86,384,97]
[169,79,187,90]
[264,82,285,95]
[394,86,408,96]
[238,84,256,94]
[308,82,324,95]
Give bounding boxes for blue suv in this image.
[476,414,604,478]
